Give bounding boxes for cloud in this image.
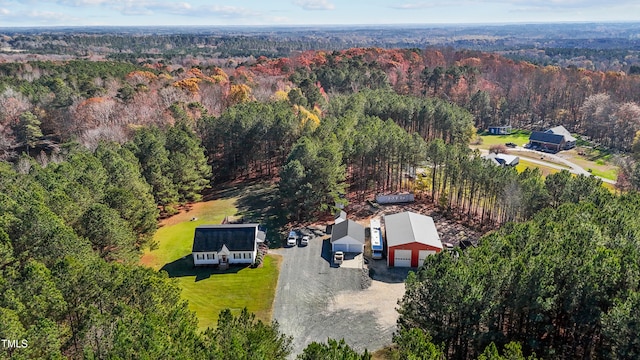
[189,5,261,18]
[393,0,637,10]
[41,0,262,19]
[0,7,82,24]
[60,0,112,5]
[392,1,439,9]
[293,0,335,11]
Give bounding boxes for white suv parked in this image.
[287,231,297,246]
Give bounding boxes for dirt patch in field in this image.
[139,252,157,267]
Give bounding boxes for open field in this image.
[515,159,560,177]
[141,198,281,329]
[563,148,618,181]
[473,132,530,149]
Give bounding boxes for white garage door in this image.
[418,250,437,266]
[394,249,412,267]
[333,243,349,252]
[347,243,363,253]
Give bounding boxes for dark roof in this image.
[529,131,565,145]
[331,220,365,244]
[192,224,258,252]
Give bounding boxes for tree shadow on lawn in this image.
[160,254,243,282]
[233,182,289,246]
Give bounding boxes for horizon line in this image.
[1,20,640,30]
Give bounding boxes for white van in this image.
[287,231,297,246]
[333,251,344,265]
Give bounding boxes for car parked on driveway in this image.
[300,235,310,246]
[333,251,344,265]
[287,230,297,247]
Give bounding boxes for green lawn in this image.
[587,167,618,181]
[474,132,531,149]
[161,254,281,330]
[141,198,281,330]
[515,159,560,177]
[566,149,618,181]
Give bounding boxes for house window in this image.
[206,253,214,260]
[244,253,250,259]
[233,253,239,259]
[196,254,204,260]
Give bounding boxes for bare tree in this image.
[0,88,31,126]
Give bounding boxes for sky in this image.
[0,0,638,27]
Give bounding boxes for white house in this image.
[331,219,365,253]
[485,153,520,167]
[192,224,264,267]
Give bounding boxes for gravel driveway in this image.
[271,235,404,357]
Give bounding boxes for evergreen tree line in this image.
[0,122,297,358]
[5,119,210,262]
[199,89,476,222]
[398,190,640,359]
[199,101,302,181]
[271,88,608,227]
[418,143,611,226]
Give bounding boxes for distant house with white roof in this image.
[484,153,520,167]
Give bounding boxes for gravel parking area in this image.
[272,234,404,357]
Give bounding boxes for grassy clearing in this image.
[473,132,530,150]
[564,144,618,180]
[162,254,281,330]
[515,159,560,177]
[564,148,618,181]
[471,132,619,182]
[473,130,619,182]
[141,198,237,267]
[141,196,281,329]
[587,167,618,181]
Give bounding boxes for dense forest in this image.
[399,191,640,359]
[2,27,640,358]
[2,23,639,70]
